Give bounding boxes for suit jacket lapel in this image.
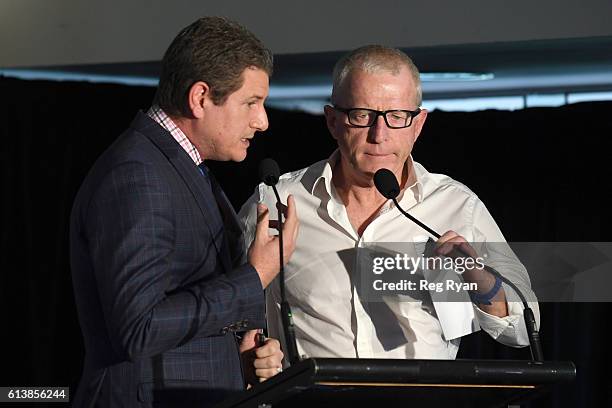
[130,112,233,274]
[208,172,247,266]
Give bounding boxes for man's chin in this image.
[214,149,248,162]
[232,149,248,162]
[359,158,397,174]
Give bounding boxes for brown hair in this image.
[154,16,273,116]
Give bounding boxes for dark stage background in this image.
[1,76,611,407]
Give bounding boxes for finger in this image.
[286,195,297,220]
[255,204,270,238]
[254,352,283,370]
[442,235,473,253]
[437,239,477,259]
[282,195,299,237]
[254,338,282,359]
[276,201,288,217]
[256,367,282,381]
[436,241,456,256]
[253,354,284,370]
[435,230,462,255]
[437,230,459,246]
[457,241,478,258]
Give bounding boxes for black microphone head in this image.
[374,168,400,199]
[259,158,280,186]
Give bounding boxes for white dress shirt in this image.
[238,151,539,361]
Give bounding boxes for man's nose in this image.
[252,106,269,132]
[368,115,387,143]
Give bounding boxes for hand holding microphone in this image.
[247,159,299,288]
[247,197,298,288]
[373,168,543,361]
[239,329,284,386]
[256,158,301,366]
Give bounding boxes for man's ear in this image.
[323,105,339,141]
[187,81,211,119]
[413,108,428,141]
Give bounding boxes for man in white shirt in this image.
[238,45,539,361]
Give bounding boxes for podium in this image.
[215,358,575,408]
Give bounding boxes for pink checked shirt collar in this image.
[147,105,203,165]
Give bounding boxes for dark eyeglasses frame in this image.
[332,105,422,129]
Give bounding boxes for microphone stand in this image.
[271,185,300,365]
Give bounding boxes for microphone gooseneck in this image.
[374,169,440,239]
[373,168,544,362]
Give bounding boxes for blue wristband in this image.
[470,275,502,305]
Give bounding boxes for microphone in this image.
[257,158,300,365]
[258,158,280,187]
[373,168,400,199]
[373,168,544,362]
[374,169,440,239]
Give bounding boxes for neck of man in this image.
[332,155,415,208]
[332,156,416,211]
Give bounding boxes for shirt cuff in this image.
[473,284,530,347]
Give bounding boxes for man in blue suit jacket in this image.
[70,17,298,407]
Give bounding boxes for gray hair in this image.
[331,45,422,106]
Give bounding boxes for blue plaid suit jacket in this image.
[70,112,265,407]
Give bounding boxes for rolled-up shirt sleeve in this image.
[474,293,540,347]
[471,199,541,347]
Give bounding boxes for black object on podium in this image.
[215,358,575,408]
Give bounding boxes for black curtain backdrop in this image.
[1,76,611,407]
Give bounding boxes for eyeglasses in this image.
[332,106,421,129]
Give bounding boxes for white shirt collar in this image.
[310,149,427,204]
